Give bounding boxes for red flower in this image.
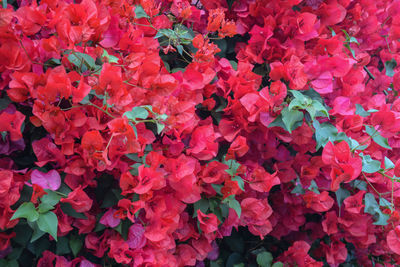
[387,226,400,255]
[60,186,93,213]
[197,210,220,234]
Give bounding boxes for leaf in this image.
[272,263,284,267]
[69,236,82,257]
[2,0,7,9]
[60,203,87,219]
[68,52,95,72]
[37,211,58,241]
[308,180,320,194]
[134,5,149,18]
[256,251,273,267]
[352,179,367,191]
[38,203,54,213]
[312,120,338,150]
[385,58,397,77]
[362,155,382,173]
[365,125,391,149]
[0,96,11,111]
[223,196,241,218]
[268,115,287,130]
[156,122,165,134]
[291,178,305,195]
[355,104,370,117]
[226,0,236,9]
[41,190,61,206]
[193,199,209,218]
[281,107,304,133]
[11,202,39,222]
[56,236,71,255]
[364,193,389,226]
[335,187,350,208]
[232,176,245,191]
[123,107,149,121]
[379,197,394,211]
[310,100,329,118]
[102,49,119,63]
[385,157,395,170]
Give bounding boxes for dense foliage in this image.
[1,0,400,266]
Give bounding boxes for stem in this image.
[88,102,116,119]
[55,191,68,197]
[362,172,382,196]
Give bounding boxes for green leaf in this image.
[335,187,350,208]
[156,122,165,134]
[176,44,183,55]
[362,155,382,173]
[281,107,304,133]
[223,196,241,218]
[28,221,46,242]
[256,251,273,267]
[385,58,397,77]
[37,211,58,241]
[365,125,391,149]
[232,176,245,191]
[312,120,338,150]
[268,115,287,130]
[134,5,149,19]
[38,203,54,213]
[379,197,394,211]
[193,199,209,218]
[123,107,149,121]
[2,0,7,9]
[102,49,119,63]
[56,236,71,255]
[385,157,395,170]
[69,236,82,257]
[41,190,62,206]
[60,203,87,219]
[11,202,39,222]
[272,263,284,267]
[355,104,370,117]
[308,180,320,194]
[310,100,329,118]
[68,52,95,72]
[211,184,223,195]
[226,0,236,9]
[0,96,11,111]
[352,179,367,191]
[291,178,305,195]
[364,193,389,225]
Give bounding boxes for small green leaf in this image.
[352,179,367,191]
[335,187,350,208]
[60,203,87,219]
[364,193,389,225]
[223,196,241,218]
[41,190,62,206]
[2,0,7,9]
[232,176,244,191]
[312,120,338,150]
[38,203,54,213]
[69,236,82,257]
[355,104,370,117]
[272,263,284,267]
[123,107,149,121]
[156,122,165,134]
[379,197,394,211]
[102,49,119,63]
[308,180,320,194]
[256,251,273,267]
[193,199,209,218]
[281,107,304,133]
[134,5,149,19]
[365,125,391,149]
[384,157,395,170]
[37,211,58,241]
[11,202,39,222]
[385,58,397,77]
[362,155,382,173]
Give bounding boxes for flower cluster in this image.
[1,0,400,266]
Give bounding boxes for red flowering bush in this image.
[1,0,400,266]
